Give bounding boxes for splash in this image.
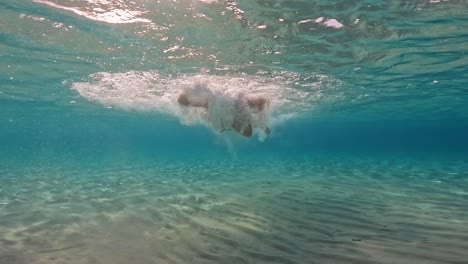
[71,71,350,138]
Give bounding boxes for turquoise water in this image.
[1,0,468,263]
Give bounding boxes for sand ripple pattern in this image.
[1,158,468,263]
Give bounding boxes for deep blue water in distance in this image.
[1,0,468,263]
[3,107,468,165]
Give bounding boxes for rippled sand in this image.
[1,158,467,264]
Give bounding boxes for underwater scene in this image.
[1,0,468,263]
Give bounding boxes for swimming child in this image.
[177,86,271,137]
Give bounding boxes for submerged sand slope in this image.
[0,158,467,264]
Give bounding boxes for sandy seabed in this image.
[1,158,467,264]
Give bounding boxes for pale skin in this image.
[178,92,271,137]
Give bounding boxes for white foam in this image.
[71,71,347,138]
[298,17,344,29]
[197,0,220,3]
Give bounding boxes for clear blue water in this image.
[1,0,468,263]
